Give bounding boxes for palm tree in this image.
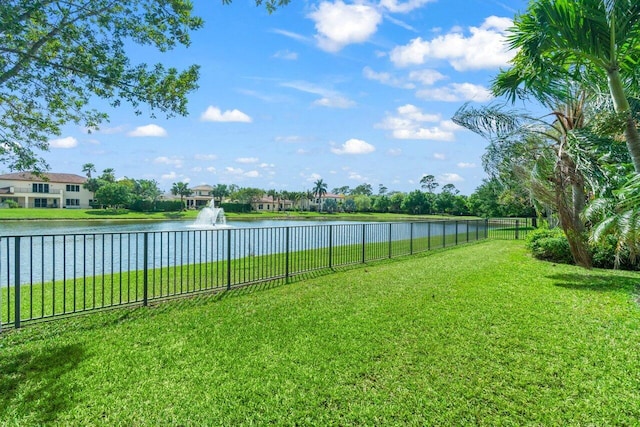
[495,0,640,172]
[454,93,596,268]
[171,182,192,211]
[313,179,328,212]
[82,163,96,178]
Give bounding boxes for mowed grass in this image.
[2,231,469,324]
[1,240,640,425]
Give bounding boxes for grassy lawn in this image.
[2,240,639,424]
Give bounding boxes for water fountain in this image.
[188,199,231,229]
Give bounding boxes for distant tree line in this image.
[80,164,534,217]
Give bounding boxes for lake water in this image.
[0,219,354,236]
[1,218,480,287]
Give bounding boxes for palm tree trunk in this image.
[608,69,640,172]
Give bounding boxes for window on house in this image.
[34,198,48,207]
[32,183,50,193]
[66,199,80,206]
[66,184,80,192]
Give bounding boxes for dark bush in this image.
[591,235,639,271]
[220,203,251,213]
[525,228,574,264]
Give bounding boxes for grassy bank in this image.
[2,240,639,424]
[0,208,473,222]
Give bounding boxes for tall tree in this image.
[171,182,192,210]
[495,0,640,171]
[0,0,289,172]
[95,182,131,210]
[313,179,328,212]
[454,95,597,268]
[351,183,373,196]
[82,163,96,178]
[211,184,230,205]
[420,175,439,193]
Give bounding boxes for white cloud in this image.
[363,66,415,89]
[271,29,310,42]
[380,0,435,13]
[281,81,355,109]
[49,136,78,148]
[200,106,252,123]
[416,83,493,102]
[439,173,464,183]
[275,135,305,143]
[408,69,446,86]
[273,49,298,60]
[433,153,446,160]
[313,96,355,108]
[194,154,217,161]
[348,171,366,181]
[388,148,402,156]
[154,156,184,168]
[389,16,515,70]
[308,1,382,52]
[206,166,216,173]
[236,157,259,164]
[128,124,167,137]
[245,170,260,178]
[331,138,376,155]
[85,125,126,135]
[225,167,244,175]
[160,171,178,180]
[376,104,457,141]
[457,162,476,168]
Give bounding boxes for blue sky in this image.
[41,0,528,195]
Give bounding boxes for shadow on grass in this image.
[549,273,640,294]
[162,212,186,219]
[0,344,84,423]
[84,209,129,216]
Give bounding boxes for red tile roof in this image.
[0,172,87,184]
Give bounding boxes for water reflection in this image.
[0,219,355,236]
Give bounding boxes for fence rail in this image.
[0,218,530,329]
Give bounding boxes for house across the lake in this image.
[0,172,94,209]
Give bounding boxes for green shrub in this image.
[525,228,574,264]
[220,203,251,213]
[590,236,639,271]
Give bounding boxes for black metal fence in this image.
[487,217,535,240]
[0,218,531,329]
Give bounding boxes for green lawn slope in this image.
[1,240,639,425]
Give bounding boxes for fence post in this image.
[226,228,232,290]
[485,219,489,238]
[427,222,431,251]
[362,223,366,264]
[388,223,392,258]
[285,227,290,283]
[329,225,333,269]
[455,221,459,246]
[515,219,520,240]
[143,233,148,306]
[410,222,414,255]
[14,237,21,329]
[442,221,446,248]
[476,219,479,241]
